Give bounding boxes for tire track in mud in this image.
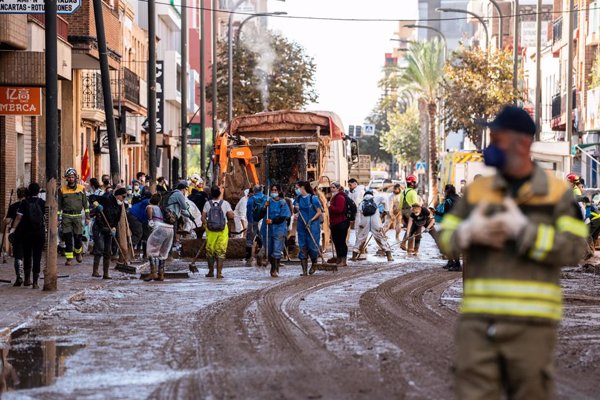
[359,269,461,398]
[149,267,392,399]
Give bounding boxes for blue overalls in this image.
[294,195,321,261]
[260,197,290,259]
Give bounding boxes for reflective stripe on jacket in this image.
[439,165,588,324]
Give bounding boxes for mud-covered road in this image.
[2,237,599,399]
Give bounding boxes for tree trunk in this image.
[428,101,439,206]
[418,99,429,197]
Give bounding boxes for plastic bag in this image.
[146,221,174,260]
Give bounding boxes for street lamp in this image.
[227,0,285,122]
[488,0,504,49]
[436,7,489,50]
[403,24,448,60]
[235,12,288,47]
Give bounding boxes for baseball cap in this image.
[479,105,537,136]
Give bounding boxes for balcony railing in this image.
[553,17,563,44]
[551,89,576,120]
[29,14,69,41]
[123,67,140,104]
[82,71,104,110]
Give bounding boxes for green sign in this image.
[190,123,201,140]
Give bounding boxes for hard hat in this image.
[64,168,77,177]
[406,175,417,184]
[567,173,579,183]
[190,174,203,184]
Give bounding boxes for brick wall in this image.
[0,15,28,50]
[0,116,17,221]
[0,52,45,86]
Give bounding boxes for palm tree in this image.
[398,39,445,204]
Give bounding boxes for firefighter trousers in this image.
[455,318,556,400]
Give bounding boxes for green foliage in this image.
[208,31,318,120]
[442,47,519,149]
[380,108,421,166]
[591,50,600,89]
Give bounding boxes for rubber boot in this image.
[326,257,337,264]
[156,260,165,281]
[92,256,101,277]
[144,258,158,281]
[65,258,73,266]
[339,257,348,267]
[413,243,420,256]
[386,251,393,262]
[300,259,308,276]
[13,259,23,287]
[309,258,317,275]
[102,257,112,279]
[270,258,279,278]
[244,247,252,264]
[32,275,39,289]
[216,258,224,279]
[443,260,452,270]
[206,256,215,278]
[75,249,83,263]
[351,251,359,261]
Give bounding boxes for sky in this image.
[266,0,418,129]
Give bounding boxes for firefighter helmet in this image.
[64,168,77,178]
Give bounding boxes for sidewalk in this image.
[0,255,119,336]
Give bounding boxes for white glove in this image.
[585,218,591,225]
[456,203,509,250]
[490,197,528,239]
[148,220,156,229]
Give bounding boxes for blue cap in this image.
[480,106,537,136]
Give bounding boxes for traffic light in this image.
[348,125,355,137]
[355,125,362,137]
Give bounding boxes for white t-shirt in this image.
[203,199,233,216]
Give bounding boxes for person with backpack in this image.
[8,183,46,289]
[434,184,461,270]
[352,189,393,262]
[58,168,90,266]
[202,186,235,279]
[245,185,265,264]
[397,175,420,244]
[89,188,126,279]
[293,181,323,276]
[259,185,291,277]
[328,182,352,267]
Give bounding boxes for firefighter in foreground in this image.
[439,106,588,399]
[58,168,90,265]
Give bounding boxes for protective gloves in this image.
[491,197,528,239]
[456,203,509,250]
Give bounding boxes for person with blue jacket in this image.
[293,181,322,276]
[127,196,151,257]
[245,185,266,264]
[259,184,291,277]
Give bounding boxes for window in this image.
[176,65,182,93]
[590,2,599,34]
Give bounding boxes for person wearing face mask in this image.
[89,187,126,279]
[259,185,291,277]
[352,189,393,262]
[439,106,589,400]
[245,185,266,264]
[58,168,90,266]
[328,182,351,266]
[293,181,323,276]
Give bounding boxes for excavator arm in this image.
[214,132,259,188]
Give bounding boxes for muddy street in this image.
[1,237,599,399]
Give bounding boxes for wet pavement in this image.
[0,231,598,399]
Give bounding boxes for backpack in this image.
[344,194,357,222]
[206,200,226,231]
[252,196,267,222]
[401,188,415,219]
[26,198,45,230]
[159,190,178,225]
[361,197,378,217]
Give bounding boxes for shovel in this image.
[297,212,337,271]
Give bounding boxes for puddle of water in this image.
[1,326,84,393]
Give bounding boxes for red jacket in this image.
[329,192,347,225]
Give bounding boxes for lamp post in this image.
[535,0,542,139]
[488,0,504,49]
[513,0,520,93]
[235,12,288,47]
[403,24,448,60]
[437,7,489,50]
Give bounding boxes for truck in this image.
[438,151,494,195]
[349,155,371,186]
[214,110,359,203]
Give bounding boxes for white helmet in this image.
[189,174,203,185]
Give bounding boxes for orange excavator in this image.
[214,131,259,190]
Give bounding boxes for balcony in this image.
[551,89,576,131]
[0,15,28,50]
[81,70,106,123]
[123,67,140,105]
[552,17,562,45]
[29,14,69,42]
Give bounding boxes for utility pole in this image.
[44,0,58,291]
[512,0,520,93]
[148,0,157,185]
[92,0,120,186]
[181,0,188,179]
[200,0,207,177]
[212,0,218,143]
[565,0,574,149]
[534,0,542,140]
